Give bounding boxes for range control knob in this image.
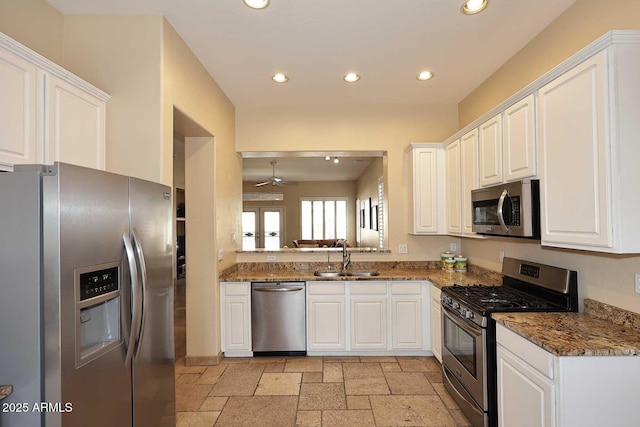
[453,302,460,310]
[465,311,474,319]
[460,308,467,317]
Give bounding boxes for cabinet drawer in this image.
[351,282,387,295]
[224,282,250,296]
[391,281,422,295]
[308,281,345,295]
[496,324,554,379]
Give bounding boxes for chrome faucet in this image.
[341,240,351,272]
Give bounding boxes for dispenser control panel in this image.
[79,266,119,301]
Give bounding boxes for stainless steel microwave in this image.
[471,179,540,239]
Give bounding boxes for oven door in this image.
[441,305,486,410]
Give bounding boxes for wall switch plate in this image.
[450,242,457,253]
[635,273,640,294]
[499,251,505,262]
[398,244,408,254]
[218,249,224,261]
[267,255,276,262]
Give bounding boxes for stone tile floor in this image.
[174,355,472,426]
[174,282,471,426]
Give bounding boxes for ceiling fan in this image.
[255,161,286,187]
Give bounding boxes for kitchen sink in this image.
[313,270,379,277]
[313,271,342,277]
[345,271,379,277]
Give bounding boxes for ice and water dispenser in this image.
[75,263,122,367]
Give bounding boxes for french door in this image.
[242,207,284,250]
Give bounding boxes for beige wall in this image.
[0,0,64,65]
[243,180,358,247]
[236,104,461,261]
[459,0,640,127]
[457,0,640,313]
[63,15,164,182]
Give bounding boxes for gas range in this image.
[440,257,578,427]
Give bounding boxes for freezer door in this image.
[129,177,175,427]
[48,163,133,427]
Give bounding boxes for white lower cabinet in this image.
[497,323,640,427]
[220,282,252,356]
[429,284,442,362]
[307,280,430,355]
[390,281,424,350]
[307,282,346,351]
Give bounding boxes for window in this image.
[377,179,385,249]
[301,198,347,240]
[242,207,284,250]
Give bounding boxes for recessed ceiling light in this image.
[325,156,331,161]
[461,0,488,15]
[344,72,360,83]
[272,73,289,83]
[333,157,340,164]
[417,71,434,81]
[244,0,270,9]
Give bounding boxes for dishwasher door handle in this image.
[253,287,304,292]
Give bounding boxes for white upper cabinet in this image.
[445,140,461,234]
[45,74,106,170]
[538,42,640,253]
[503,94,537,181]
[407,143,446,234]
[0,33,109,171]
[0,45,38,167]
[478,113,503,187]
[460,129,479,236]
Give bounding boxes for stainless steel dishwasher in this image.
[251,282,306,356]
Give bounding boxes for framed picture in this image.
[371,205,378,230]
[363,198,370,229]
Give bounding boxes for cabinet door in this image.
[411,147,443,234]
[445,140,461,234]
[429,286,442,361]
[223,296,251,352]
[45,74,105,170]
[497,345,556,427]
[391,296,422,350]
[307,296,346,351]
[351,297,388,350]
[460,129,479,235]
[0,47,38,167]
[538,51,611,248]
[479,114,503,186]
[504,94,536,181]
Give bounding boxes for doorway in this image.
[242,207,285,250]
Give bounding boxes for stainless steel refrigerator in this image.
[0,163,175,427]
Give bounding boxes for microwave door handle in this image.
[497,189,511,233]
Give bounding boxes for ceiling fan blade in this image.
[255,181,270,187]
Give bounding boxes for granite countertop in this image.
[493,300,640,357]
[219,261,503,288]
[0,385,12,401]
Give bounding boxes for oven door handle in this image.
[443,367,485,419]
[442,305,483,337]
[497,189,511,233]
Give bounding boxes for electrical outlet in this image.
[499,251,505,262]
[635,273,640,294]
[218,249,224,261]
[398,244,408,254]
[450,242,457,253]
[267,255,276,262]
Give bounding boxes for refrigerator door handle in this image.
[123,231,142,368]
[131,228,148,361]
